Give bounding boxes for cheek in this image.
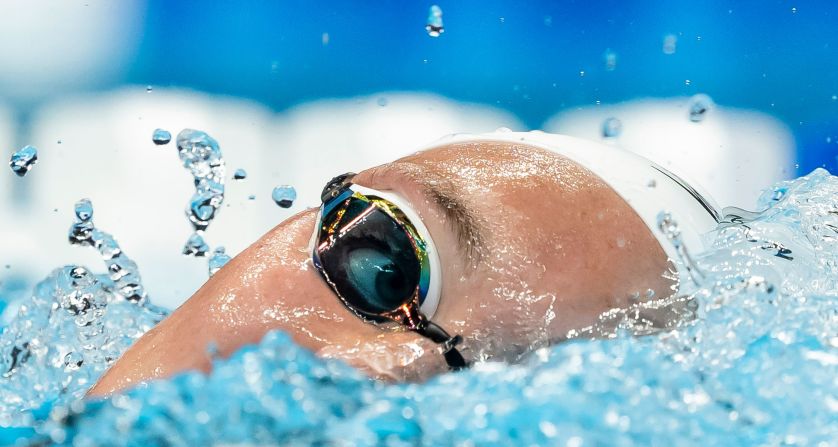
[444,235,558,362]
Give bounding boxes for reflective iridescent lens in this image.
[316,196,420,315]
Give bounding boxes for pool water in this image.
[1,169,836,446]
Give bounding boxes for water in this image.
[151,129,171,146]
[425,5,443,38]
[662,34,677,55]
[602,117,623,138]
[0,169,835,445]
[175,129,226,257]
[0,200,166,428]
[272,185,297,208]
[8,146,38,177]
[207,247,231,277]
[689,94,714,123]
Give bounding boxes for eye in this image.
[345,247,412,313]
[318,205,421,316]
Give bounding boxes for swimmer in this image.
[88,132,725,396]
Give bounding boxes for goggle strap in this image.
[418,321,468,370]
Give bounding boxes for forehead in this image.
[399,141,603,195]
[395,141,616,264]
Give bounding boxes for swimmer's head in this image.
[89,140,674,396]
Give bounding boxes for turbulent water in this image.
[1,169,836,446]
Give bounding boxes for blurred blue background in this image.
[125,0,836,173]
[1,0,835,309]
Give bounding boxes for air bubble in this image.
[9,146,38,177]
[272,186,297,208]
[152,129,171,145]
[426,5,444,37]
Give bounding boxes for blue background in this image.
[126,0,836,174]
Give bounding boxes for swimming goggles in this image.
[311,173,467,370]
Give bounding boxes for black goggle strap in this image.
[417,320,468,370]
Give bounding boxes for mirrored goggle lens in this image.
[317,197,421,315]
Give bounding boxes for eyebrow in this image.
[421,182,485,265]
[367,163,487,267]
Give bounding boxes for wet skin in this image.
[88,141,673,397]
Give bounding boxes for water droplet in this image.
[63,351,83,371]
[272,185,297,208]
[579,70,586,77]
[647,179,657,188]
[602,117,623,138]
[831,95,837,101]
[176,129,225,254]
[66,199,148,303]
[663,34,677,54]
[74,199,93,222]
[791,6,797,14]
[603,49,617,71]
[152,129,171,145]
[146,85,153,93]
[543,15,552,27]
[9,145,38,177]
[426,5,444,37]
[377,97,388,107]
[321,32,330,45]
[183,232,210,257]
[689,94,714,123]
[684,79,691,86]
[208,246,231,276]
[248,194,256,200]
[233,169,247,180]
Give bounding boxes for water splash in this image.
[0,199,166,426]
[425,5,444,37]
[272,185,297,208]
[9,146,38,177]
[151,129,171,146]
[68,199,146,303]
[176,129,225,257]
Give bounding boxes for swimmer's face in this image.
[89,141,672,396]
